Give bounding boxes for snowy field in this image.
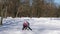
[0,17,60,34]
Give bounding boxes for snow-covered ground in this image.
[0,17,60,34]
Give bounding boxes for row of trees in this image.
[0,0,60,17]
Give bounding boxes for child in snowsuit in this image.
[22,21,32,31]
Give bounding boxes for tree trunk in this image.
[0,17,2,25]
[16,8,19,17]
[5,7,7,18]
[0,7,4,25]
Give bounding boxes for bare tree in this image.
[5,7,7,18]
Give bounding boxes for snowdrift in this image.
[0,17,60,34]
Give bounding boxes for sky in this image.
[22,0,60,6]
[54,0,60,5]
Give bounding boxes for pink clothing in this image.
[23,22,28,27]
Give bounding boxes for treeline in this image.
[0,0,60,17]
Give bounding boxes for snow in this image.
[0,17,60,34]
